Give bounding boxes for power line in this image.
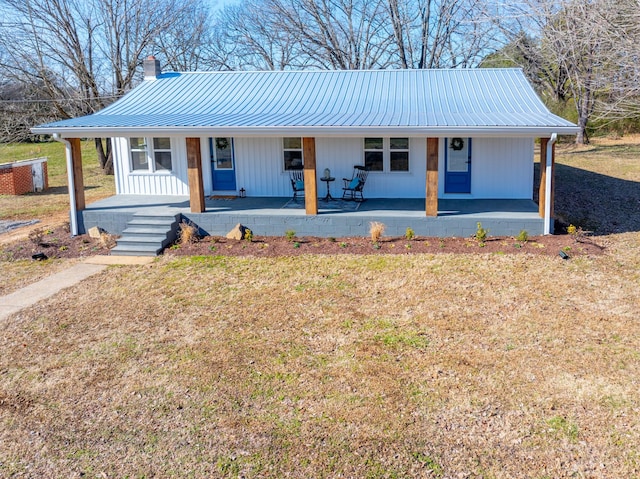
[0,94,123,104]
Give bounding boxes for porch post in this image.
[303,137,318,215]
[186,137,206,213]
[538,137,556,219]
[68,138,85,212]
[426,137,439,216]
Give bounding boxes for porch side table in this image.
[320,176,335,201]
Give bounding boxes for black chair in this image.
[342,165,369,201]
[289,167,305,201]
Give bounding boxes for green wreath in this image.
[215,138,229,150]
[450,138,465,151]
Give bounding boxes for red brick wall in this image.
[43,162,49,190]
[0,168,14,194]
[0,164,34,195]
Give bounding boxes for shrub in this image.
[285,229,296,241]
[244,228,253,242]
[178,221,198,245]
[516,230,529,243]
[369,221,385,243]
[405,227,415,241]
[474,222,489,246]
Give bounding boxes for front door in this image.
[210,137,236,191]
[445,137,471,194]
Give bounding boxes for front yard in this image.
[1,135,639,477]
[1,245,639,477]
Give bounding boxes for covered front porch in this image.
[80,195,544,238]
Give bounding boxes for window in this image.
[364,138,384,171]
[390,137,409,171]
[283,137,303,170]
[129,137,173,172]
[363,137,409,172]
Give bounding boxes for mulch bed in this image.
[0,224,605,261]
[169,231,604,258]
[0,225,113,261]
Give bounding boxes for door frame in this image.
[444,137,472,194]
[210,137,237,191]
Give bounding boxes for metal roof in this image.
[32,69,578,137]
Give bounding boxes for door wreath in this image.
[450,137,465,151]
[215,138,229,150]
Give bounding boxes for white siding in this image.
[439,137,534,199]
[112,137,189,195]
[112,135,534,200]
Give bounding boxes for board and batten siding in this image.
[112,136,534,199]
[230,137,427,199]
[438,137,534,199]
[112,137,189,195]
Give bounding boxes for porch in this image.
[79,195,544,238]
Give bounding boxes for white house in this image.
[33,58,578,239]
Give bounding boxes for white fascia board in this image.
[32,125,580,138]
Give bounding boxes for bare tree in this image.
[386,0,500,69]
[0,0,211,172]
[496,0,640,144]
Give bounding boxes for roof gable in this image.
[33,69,578,137]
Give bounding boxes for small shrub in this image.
[369,221,385,243]
[567,224,588,242]
[178,221,199,245]
[405,227,415,241]
[328,237,336,242]
[340,242,347,248]
[244,228,253,242]
[99,232,117,249]
[293,241,300,248]
[516,229,529,243]
[28,228,46,246]
[285,229,296,241]
[474,222,489,246]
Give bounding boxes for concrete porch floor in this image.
[79,195,545,238]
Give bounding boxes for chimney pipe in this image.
[143,55,161,80]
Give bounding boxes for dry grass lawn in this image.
[1,240,639,478]
[1,135,640,478]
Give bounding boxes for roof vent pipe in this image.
[143,55,161,80]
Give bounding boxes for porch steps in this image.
[111,213,180,256]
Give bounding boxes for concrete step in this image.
[116,234,171,246]
[128,218,179,227]
[111,213,181,257]
[111,244,163,256]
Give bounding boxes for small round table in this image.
[320,176,335,201]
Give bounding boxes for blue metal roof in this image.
[33,69,578,137]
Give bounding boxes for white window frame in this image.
[129,137,174,174]
[283,137,304,171]
[363,137,410,173]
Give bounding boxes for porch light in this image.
[239,188,246,198]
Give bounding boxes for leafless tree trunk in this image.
[385,0,499,69]
[0,0,210,169]
[496,0,640,144]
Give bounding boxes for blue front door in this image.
[210,137,236,191]
[445,137,471,194]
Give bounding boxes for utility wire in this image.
[0,94,123,104]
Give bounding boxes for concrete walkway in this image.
[0,256,154,321]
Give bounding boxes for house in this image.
[32,57,578,245]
